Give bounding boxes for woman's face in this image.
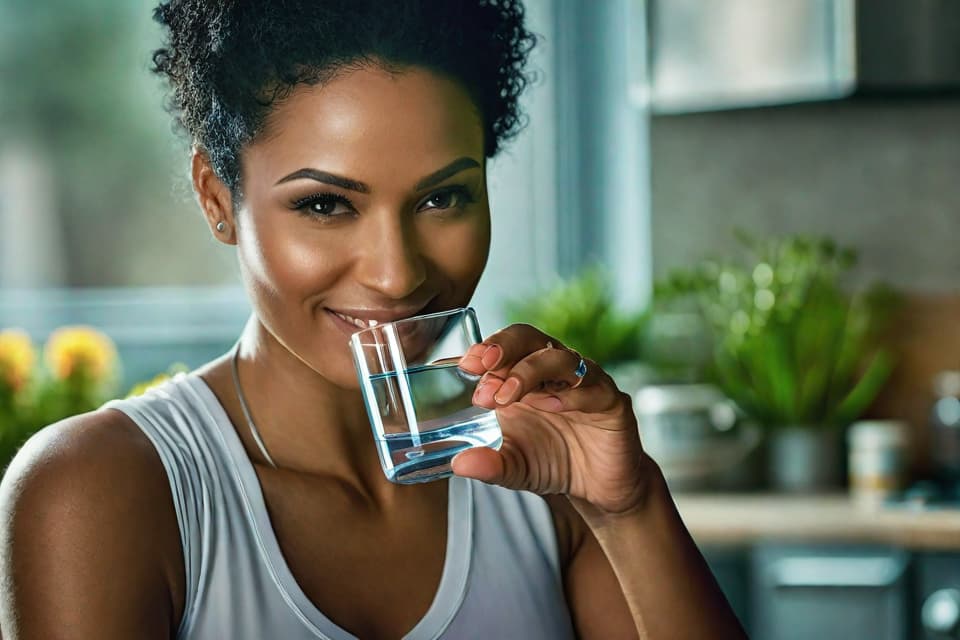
[235,67,491,389]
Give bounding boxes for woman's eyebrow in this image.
[415,157,481,190]
[274,169,369,192]
[273,156,481,192]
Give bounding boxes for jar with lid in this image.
[847,420,909,507]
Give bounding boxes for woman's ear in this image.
[191,147,237,245]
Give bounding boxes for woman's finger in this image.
[472,351,621,415]
[537,383,632,416]
[458,323,558,376]
[450,446,507,485]
[492,346,592,403]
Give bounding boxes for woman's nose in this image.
[355,215,427,300]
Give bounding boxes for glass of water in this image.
[350,307,503,484]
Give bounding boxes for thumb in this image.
[451,446,507,485]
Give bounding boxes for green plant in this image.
[656,232,899,428]
[0,326,120,469]
[504,267,648,367]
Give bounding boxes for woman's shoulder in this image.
[0,408,184,636]
[0,406,177,548]
[3,406,170,509]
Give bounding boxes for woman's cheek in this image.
[251,221,346,298]
[445,214,491,280]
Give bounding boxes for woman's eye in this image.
[292,193,354,219]
[420,187,474,212]
[425,192,456,209]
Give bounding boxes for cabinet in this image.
[750,545,909,640]
[703,545,947,640]
[916,553,960,639]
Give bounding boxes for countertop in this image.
[673,493,960,550]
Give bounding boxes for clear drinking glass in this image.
[350,307,503,484]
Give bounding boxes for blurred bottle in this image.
[931,371,960,485]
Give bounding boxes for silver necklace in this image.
[231,343,279,468]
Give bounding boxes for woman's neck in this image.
[229,319,387,490]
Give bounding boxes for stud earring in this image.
[216,221,226,233]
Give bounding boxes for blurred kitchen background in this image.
[1,1,959,638]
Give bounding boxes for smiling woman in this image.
[204,69,493,392]
[0,2,745,639]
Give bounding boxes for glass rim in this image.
[348,306,473,341]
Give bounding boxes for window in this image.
[0,3,233,289]
[0,1,652,384]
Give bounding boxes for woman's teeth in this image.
[333,311,380,329]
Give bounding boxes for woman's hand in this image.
[453,323,654,518]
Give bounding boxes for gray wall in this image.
[650,99,960,293]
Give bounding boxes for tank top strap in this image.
[103,372,230,637]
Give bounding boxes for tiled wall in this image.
[650,98,960,294]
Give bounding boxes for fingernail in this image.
[494,377,521,404]
[481,345,502,369]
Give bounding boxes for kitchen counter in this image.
[674,493,960,549]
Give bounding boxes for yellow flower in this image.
[126,363,189,398]
[44,326,118,382]
[127,373,172,398]
[0,329,36,391]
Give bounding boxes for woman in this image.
[0,1,745,638]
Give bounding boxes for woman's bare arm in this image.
[0,410,183,640]
[562,460,746,639]
[546,495,638,638]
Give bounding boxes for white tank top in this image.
[104,373,576,639]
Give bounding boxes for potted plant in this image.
[503,267,650,390]
[657,232,899,492]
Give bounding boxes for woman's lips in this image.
[328,306,444,364]
[328,309,369,337]
[325,303,436,338]
[329,309,382,330]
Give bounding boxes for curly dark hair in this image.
[151,0,537,198]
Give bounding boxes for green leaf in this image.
[655,231,899,428]
[830,350,895,426]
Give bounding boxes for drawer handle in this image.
[772,557,907,589]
